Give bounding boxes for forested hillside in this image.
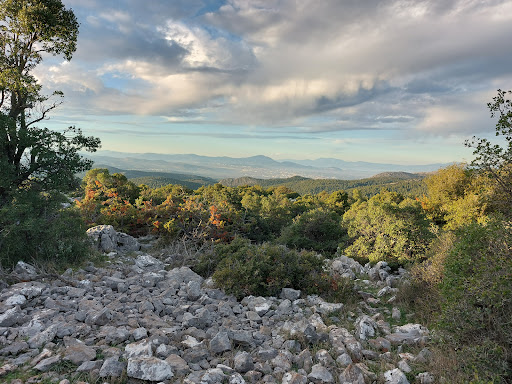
[91,165,217,190]
[220,173,427,197]
[85,168,428,198]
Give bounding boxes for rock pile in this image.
[0,254,434,384]
[86,225,141,253]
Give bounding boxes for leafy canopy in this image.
[0,0,99,205]
[0,0,99,267]
[466,89,512,216]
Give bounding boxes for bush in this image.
[0,190,92,269]
[200,238,346,300]
[278,208,346,255]
[410,230,456,288]
[420,340,509,384]
[438,220,512,382]
[193,236,249,277]
[214,240,325,299]
[342,191,434,264]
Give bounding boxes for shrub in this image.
[421,340,509,384]
[411,230,456,288]
[342,191,434,264]
[193,236,249,277]
[278,208,346,255]
[438,220,512,382]
[204,238,350,300]
[0,190,92,269]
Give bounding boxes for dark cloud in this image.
[76,31,187,67]
[312,82,396,114]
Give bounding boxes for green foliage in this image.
[0,2,98,270]
[205,238,327,299]
[83,168,140,203]
[0,0,99,204]
[221,174,426,197]
[278,208,346,255]
[421,164,487,229]
[0,190,91,268]
[193,236,248,277]
[466,89,512,218]
[439,221,512,354]
[452,341,509,383]
[139,183,192,205]
[342,191,434,264]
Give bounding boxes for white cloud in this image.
[44,0,512,137]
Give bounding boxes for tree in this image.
[466,89,512,216]
[342,190,433,264]
[0,0,99,267]
[0,0,99,205]
[421,164,487,229]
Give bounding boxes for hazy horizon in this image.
[91,149,452,166]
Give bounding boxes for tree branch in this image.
[26,101,62,128]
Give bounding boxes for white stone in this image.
[416,372,435,384]
[229,373,246,384]
[308,363,334,383]
[397,359,412,373]
[0,307,23,327]
[182,335,201,348]
[127,357,173,381]
[355,315,377,340]
[125,339,153,359]
[252,301,271,316]
[384,368,410,384]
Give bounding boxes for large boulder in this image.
[86,225,140,253]
[13,261,38,281]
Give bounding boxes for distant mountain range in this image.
[85,150,450,180]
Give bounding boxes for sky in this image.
[36,0,512,164]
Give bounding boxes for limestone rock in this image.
[187,280,202,301]
[127,356,174,381]
[384,368,410,384]
[229,372,247,384]
[282,372,308,384]
[201,367,226,383]
[234,351,254,373]
[246,296,271,316]
[308,363,334,383]
[63,343,96,365]
[209,331,231,354]
[281,288,301,301]
[124,339,153,359]
[0,306,25,327]
[99,356,126,378]
[338,364,365,384]
[87,225,140,253]
[355,315,377,340]
[165,354,190,376]
[13,261,38,280]
[416,372,435,384]
[34,355,61,372]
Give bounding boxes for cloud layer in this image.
[36,0,512,142]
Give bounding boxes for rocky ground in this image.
[0,228,435,384]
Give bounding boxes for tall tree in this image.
[0,0,99,204]
[466,89,512,214]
